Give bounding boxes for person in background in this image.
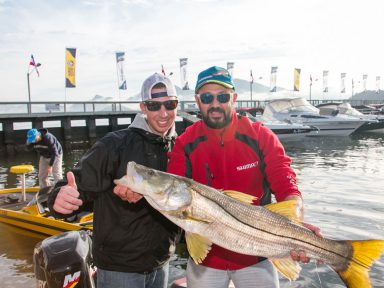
[47,73,181,288]
[26,128,63,188]
[167,66,322,288]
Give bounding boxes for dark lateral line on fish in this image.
[189,185,364,269]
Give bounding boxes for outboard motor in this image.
[33,230,95,288]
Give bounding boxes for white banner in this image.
[363,74,368,91]
[179,58,189,90]
[227,62,234,78]
[116,52,127,90]
[376,76,380,93]
[323,70,329,93]
[341,73,346,93]
[270,66,278,92]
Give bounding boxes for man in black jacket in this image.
[26,128,63,188]
[48,73,180,288]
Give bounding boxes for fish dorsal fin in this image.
[223,190,258,204]
[265,200,301,224]
[271,258,302,281]
[185,232,212,264]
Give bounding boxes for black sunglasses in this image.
[197,93,232,104]
[144,100,178,111]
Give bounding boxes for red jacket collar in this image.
[201,110,238,143]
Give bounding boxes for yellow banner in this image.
[65,48,76,88]
[294,68,301,91]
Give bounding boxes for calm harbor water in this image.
[0,132,383,288]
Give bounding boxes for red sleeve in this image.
[256,124,302,202]
[167,135,187,177]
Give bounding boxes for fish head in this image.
[114,161,192,212]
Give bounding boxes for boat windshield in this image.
[263,98,319,120]
[338,103,364,116]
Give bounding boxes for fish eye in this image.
[148,170,155,176]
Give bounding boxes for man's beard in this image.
[202,107,232,129]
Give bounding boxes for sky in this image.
[0,0,383,102]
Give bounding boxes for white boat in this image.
[317,102,384,133]
[262,98,368,136]
[238,110,319,141]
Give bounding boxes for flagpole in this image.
[27,72,31,114]
[115,58,121,101]
[250,81,253,102]
[26,56,41,114]
[309,82,312,102]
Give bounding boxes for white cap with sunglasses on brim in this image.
[141,73,177,101]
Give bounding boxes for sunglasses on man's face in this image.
[196,93,232,104]
[144,100,178,111]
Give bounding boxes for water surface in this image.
[0,133,383,287]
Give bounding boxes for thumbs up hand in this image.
[53,171,83,214]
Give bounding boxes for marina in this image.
[1,98,383,153]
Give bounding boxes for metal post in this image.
[309,83,312,102]
[250,81,253,103]
[27,72,31,114]
[21,173,26,202]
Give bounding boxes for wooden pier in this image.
[0,101,200,154]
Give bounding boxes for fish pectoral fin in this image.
[222,190,258,204]
[185,232,212,264]
[184,214,212,224]
[271,257,302,281]
[265,200,302,224]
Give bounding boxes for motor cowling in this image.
[33,230,95,288]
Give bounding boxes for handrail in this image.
[0,99,382,117]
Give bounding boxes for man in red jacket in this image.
[167,66,321,288]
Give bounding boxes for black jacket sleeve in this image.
[47,135,118,218]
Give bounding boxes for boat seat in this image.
[9,165,35,202]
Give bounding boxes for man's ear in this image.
[140,102,146,113]
[232,93,238,103]
[194,95,202,110]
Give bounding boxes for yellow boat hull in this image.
[0,187,40,194]
[0,208,92,236]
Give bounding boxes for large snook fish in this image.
[115,161,384,288]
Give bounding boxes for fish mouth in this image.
[125,162,143,189]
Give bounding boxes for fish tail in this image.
[337,240,384,288]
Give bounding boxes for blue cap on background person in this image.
[195,66,235,92]
[27,128,40,144]
[141,73,177,101]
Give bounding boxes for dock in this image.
[0,99,381,154]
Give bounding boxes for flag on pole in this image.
[341,73,346,93]
[227,62,234,77]
[352,78,354,89]
[116,52,127,90]
[270,66,278,92]
[323,70,329,92]
[310,75,313,86]
[363,74,368,91]
[250,70,254,84]
[29,54,40,77]
[376,76,380,93]
[293,68,301,91]
[179,58,189,90]
[65,48,76,88]
[161,65,166,76]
